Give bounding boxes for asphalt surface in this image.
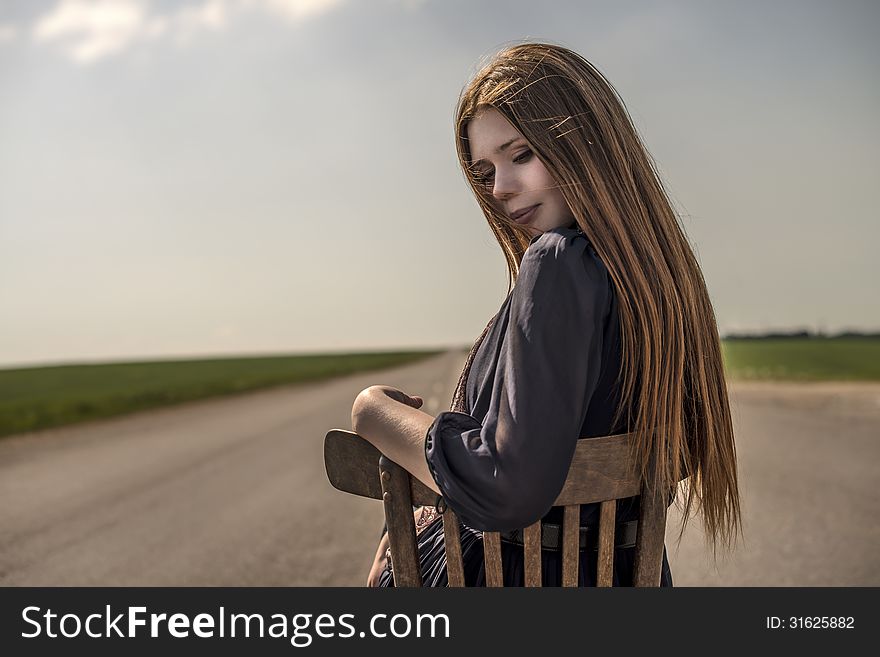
[0,351,877,586]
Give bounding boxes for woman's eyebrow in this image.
[471,137,524,166]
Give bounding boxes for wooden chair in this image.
[324,428,679,587]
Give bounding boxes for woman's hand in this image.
[367,507,439,587]
[366,531,391,587]
[368,385,424,410]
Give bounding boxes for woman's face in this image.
[466,106,575,236]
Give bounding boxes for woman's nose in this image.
[492,169,517,200]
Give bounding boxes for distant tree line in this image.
[723,329,880,340]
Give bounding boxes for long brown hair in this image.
[450,41,742,556]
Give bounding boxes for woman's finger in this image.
[375,386,424,409]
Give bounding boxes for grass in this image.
[1,337,877,439]
[721,337,880,382]
[0,350,443,438]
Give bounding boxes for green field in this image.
[0,350,443,438]
[721,337,880,382]
[1,337,877,439]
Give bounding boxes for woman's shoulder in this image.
[522,224,607,282]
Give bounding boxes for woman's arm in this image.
[351,386,442,496]
[422,230,610,531]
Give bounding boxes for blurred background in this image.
[0,0,877,586]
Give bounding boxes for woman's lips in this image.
[512,204,539,224]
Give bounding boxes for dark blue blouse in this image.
[424,225,634,533]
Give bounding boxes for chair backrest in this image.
[324,428,679,587]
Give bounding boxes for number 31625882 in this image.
[766,617,855,629]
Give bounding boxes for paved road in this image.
[0,351,877,586]
[668,380,880,586]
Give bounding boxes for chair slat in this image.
[633,485,667,587]
[597,499,616,587]
[442,510,466,587]
[379,457,422,587]
[561,504,580,587]
[523,521,542,587]
[483,532,504,587]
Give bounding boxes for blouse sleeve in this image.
[424,230,612,531]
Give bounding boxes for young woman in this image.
[351,41,742,587]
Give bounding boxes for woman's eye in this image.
[474,150,530,187]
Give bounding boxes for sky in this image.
[0,0,877,368]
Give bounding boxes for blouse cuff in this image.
[424,411,482,492]
[424,410,509,528]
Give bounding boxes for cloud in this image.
[0,23,19,44]
[174,0,229,46]
[28,0,358,65]
[32,0,148,64]
[247,0,345,23]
